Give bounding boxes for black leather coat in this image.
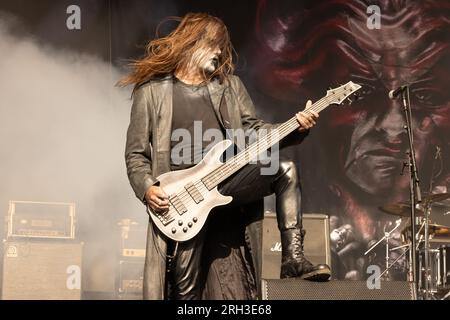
[125,74,306,299]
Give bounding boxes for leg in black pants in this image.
[166,229,206,300]
[219,160,330,280]
[167,160,330,300]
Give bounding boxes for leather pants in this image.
[166,160,302,299]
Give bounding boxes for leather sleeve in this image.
[125,86,159,203]
[233,76,309,148]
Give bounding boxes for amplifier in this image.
[117,219,146,258]
[118,259,144,297]
[262,212,331,279]
[2,239,83,299]
[6,201,76,239]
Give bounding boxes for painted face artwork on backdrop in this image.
[253,0,450,279]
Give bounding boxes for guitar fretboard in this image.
[201,95,332,190]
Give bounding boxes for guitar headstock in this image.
[325,81,362,105]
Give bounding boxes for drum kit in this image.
[371,192,450,299]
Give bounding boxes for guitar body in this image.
[148,139,233,242]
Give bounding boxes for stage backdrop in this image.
[0,0,449,285]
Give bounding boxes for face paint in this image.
[194,41,221,75]
[185,26,223,77]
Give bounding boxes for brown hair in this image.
[117,13,235,91]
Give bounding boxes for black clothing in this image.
[167,160,303,299]
[170,79,224,171]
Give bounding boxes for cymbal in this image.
[422,192,450,203]
[403,224,450,237]
[379,203,424,217]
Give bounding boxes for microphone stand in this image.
[400,85,422,295]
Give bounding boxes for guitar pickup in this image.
[169,194,188,215]
[185,182,204,204]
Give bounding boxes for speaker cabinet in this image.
[262,279,416,300]
[2,240,83,300]
[117,259,144,299]
[262,212,330,279]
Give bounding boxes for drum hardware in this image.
[438,244,450,300]
[418,248,441,294]
[438,245,450,292]
[441,291,450,300]
[364,219,403,281]
[411,195,450,299]
[417,245,450,299]
[420,192,450,297]
[420,146,446,299]
[376,232,426,282]
[402,199,434,299]
[378,191,450,299]
[390,243,411,251]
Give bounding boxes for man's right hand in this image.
[145,185,169,213]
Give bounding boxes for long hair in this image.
[118,13,235,91]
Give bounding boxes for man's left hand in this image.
[296,100,319,132]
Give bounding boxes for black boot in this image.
[273,160,331,281]
[280,228,331,281]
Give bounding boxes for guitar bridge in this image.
[153,211,175,226]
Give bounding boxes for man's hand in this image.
[296,100,319,132]
[145,185,169,213]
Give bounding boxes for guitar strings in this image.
[166,95,333,217]
[165,96,333,217]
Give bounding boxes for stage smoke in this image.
[0,13,146,294]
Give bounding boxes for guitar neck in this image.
[201,96,332,190]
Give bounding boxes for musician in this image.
[120,13,330,300]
